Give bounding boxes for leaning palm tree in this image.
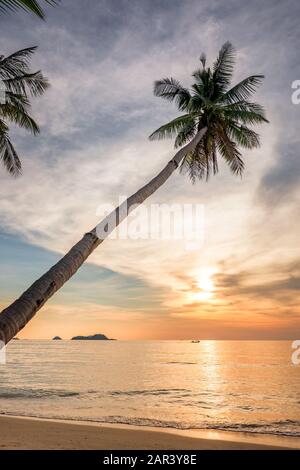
[0,46,49,175]
[0,42,268,344]
[0,0,59,19]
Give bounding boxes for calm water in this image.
[0,340,299,437]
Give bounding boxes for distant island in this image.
[52,336,62,340]
[71,333,115,341]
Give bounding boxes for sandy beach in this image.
[0,416,298,450]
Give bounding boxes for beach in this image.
[0,415,298,450]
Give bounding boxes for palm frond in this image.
[153,78,191,111]
[0,46,37,78]
[216,126,244,175]
[222,100,267,117]
[180,134,218,182]
[221,75,265,104]
[213,41,235,90]
[180,151,202,183]
[0,123,22,176]
[223,108,268,125]
[188,92,206,113]
[4,70,49,96]
[0,102,40,134]
[149,114,195,141]
[227,122,260,149]
[174,118,196,148]
[0,0,59,19]
[199,52,206,68]
[5,91,31,110]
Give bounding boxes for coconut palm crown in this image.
[0,46,49,175]
[150,42,268,181]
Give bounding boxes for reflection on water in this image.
[0,340,299,437]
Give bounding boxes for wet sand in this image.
[0,415,298,450]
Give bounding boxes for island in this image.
[71,333,114,341]
[52,336,62,340]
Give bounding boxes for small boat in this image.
[191,340,201,343]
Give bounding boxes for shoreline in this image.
[0,415,299,450]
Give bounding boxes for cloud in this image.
[257,142,300,206]
[211,258,300,321]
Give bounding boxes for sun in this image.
[197,275,214,292]
[192,268,216,302]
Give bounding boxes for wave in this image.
[110,388,189,397]
[99,417,300,437]
[0,387,80,399]
[0,386,193,400]
[207,420,300,437]
[0,408,299,438]
[164,362,197,365]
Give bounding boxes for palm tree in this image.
[0,42,268,344]
[0,46,49,175]
[0,0,59,19]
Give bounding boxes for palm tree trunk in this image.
[0,126,207,344]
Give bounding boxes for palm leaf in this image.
[0,0,59,19]
[216,125,244,175]
[5,91,31,110]
[222,100,267,118]
[180,134,218,182]
[0,123,22,176]
[0,102,40,134]
[153,78,191,111]
[224,109,268,125]
[0,46,37,78]
[174,118,196,148]
[149,114,195,141]
[221,75,265,104]
[4,70,49,96]
[213,41,235,90]
[227,122,260,149]
[199,52,206,68]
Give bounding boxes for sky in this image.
[0,0,299,340]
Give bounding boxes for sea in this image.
[0,340,299,438]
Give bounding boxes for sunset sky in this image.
[0,0,299,340]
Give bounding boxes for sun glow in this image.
[192,268,216,302]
